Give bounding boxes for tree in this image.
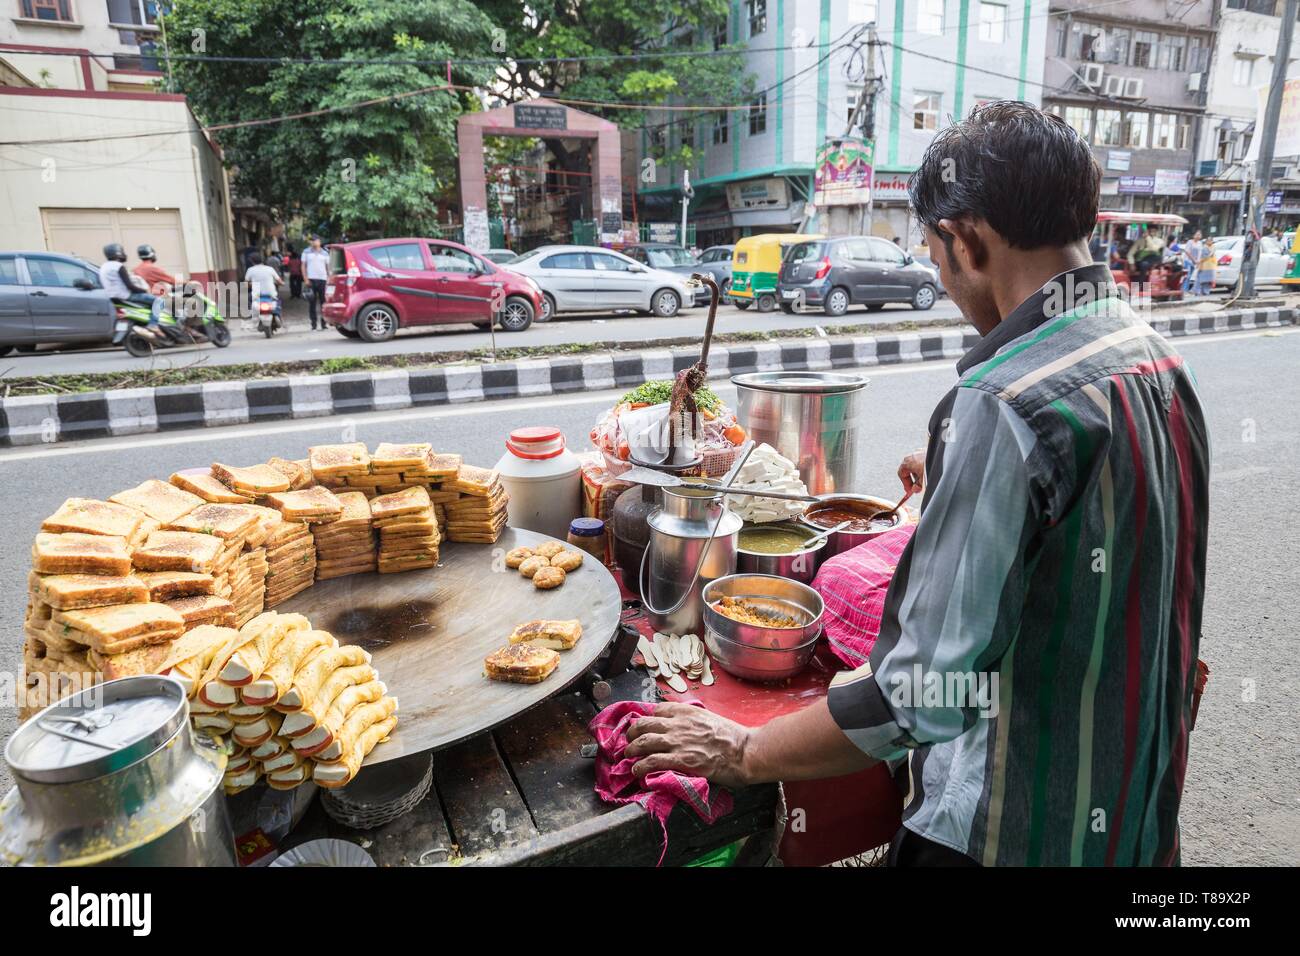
[165,0,497,236]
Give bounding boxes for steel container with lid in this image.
[0,675,235,867]
[732,371,868,496]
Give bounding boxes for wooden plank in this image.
[343,789,456,867]
[494,692,607,834]
[276,527,622,766]
[431,733,539,859]
[478,781,779,867]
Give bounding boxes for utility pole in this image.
[1242,0,1296,297]
[680,169,693,248]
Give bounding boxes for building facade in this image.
[0,2,237,283]
[637,0,1048,247]
[1193,0,1300,236]
[1042,0,1216,228]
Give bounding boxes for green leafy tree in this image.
[165,0,497,235]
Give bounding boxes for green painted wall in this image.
[888,0,904,166]
[816,0,831,147]
[954,0,970,120]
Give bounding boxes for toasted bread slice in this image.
[371,442,432,472]
[166,594,236,628]
[136,570,216,601]
[484,643,560,683]
[90,642,173,681]
[53,602,185,643]
[166,503,261,541]
[446,465,499,496]
[211,462,292,496]
[369,485,432,520]
[507,619,583,651]
[32,532,133,576]
[308,443,371,477]
[422,452,462,479]
[265,485,345,521]
[30,571,148,610]
[133,530,225,573]
[109,479,204,525]
[170,469,252,503]
[41,497,145,539]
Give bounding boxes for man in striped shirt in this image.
[626,102,1209,866]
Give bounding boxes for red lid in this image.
[506,426,566,460]
[509,426,562,445]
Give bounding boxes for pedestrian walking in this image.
[1180,230,1203,294]
[1195,238,1216,295]
[285,246,303,298]
[301,235,330,330]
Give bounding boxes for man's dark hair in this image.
[908,101,1100,251]
[250,252,263,265]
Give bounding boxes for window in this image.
[1160,34,1186,72]
[786,242,824,263]
[540,253,588,270]
[1052,22,1068,57]
[867,238,906,264]
[913,92,941,131]
[0,257,20,285]
[649,125,667,156]
[428,244,481,273]
[846,86,862,128]
[1150,113,1177,150]
[1108,28,1130,65]
[1233,55,1256,87]
[749,92,767,136]
[1188,39,1210,73]
[1132,31,1157,68]
[918,0,944,34]
[590,253,635,272]
[713,18,728,50]
[24,256,97,288]
[1095,109,1122,146]
[712,112,729,145]
[679,120,695,151]
[370,243,424,270]
[107,0,159,26]
[978,3,1006,43]
[1126,112,1148,149]
[747,0,766,36]
[1079,24,1104,61]
[847,0,877,23]
[1177,119,1191,150]
[20,0,72,20]
[1064,107,1092,141]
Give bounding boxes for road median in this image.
[2,305,1293,447]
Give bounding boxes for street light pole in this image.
[1242,0,1297,297]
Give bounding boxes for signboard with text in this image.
[513,103,568,130]
[1153,169,1190,196]
[813,138,873,206]
[1118,176,1155,194]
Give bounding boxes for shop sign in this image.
[1209,189,1243,202]
[872,172,911,203]
[725,178,789,210]
[646,222,681,243]
[1265,190,1284,212]
[813,137,873,206]
[1153,169,1190,196]
[1107,150,1132,172]
[1118,176,1155,194]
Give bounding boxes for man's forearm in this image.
[740,698,877,785]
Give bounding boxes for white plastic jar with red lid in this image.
[494,426,582,541]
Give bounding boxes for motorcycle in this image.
[254,293,282,338]
[111,287,231,357]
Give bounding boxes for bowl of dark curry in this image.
[799,494,905,560]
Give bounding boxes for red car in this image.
[323,238,543,341]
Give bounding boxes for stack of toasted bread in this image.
[310,490,378,579]
[151,612,397,793]
[370,485,440,574]
[444,465,510,544]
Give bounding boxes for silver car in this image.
[0,252,115,355]
[505,245,696,320]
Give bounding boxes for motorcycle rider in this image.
[134,245,175,296]
[245,252,283,325]
[100,243,162,330]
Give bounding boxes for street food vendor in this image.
[626,102,1210,867]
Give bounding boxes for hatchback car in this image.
[776,236,939,315]
[0,252,115,355]
[621,243,710,306]
[1206,235,1286,289]
[322,238,543,341]
[506,245,696,320]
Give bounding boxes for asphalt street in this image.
[0,296,965,378]
[0,327,1295,865]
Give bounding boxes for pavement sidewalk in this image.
[2,304,1294,447]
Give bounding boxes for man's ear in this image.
[938,217,986,272]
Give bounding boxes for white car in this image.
[1207,235,1287,289]
[505,244,696,320]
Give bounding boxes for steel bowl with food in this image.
[799,493,905,560]
[702,574,824,681]
[736,521,826,583]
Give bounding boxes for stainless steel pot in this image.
[799,493,905,560]
[0,675,234,867]
[732,371,868,496]
[736,522,826,583]
[639,483,743,636]
[701,574,825,681]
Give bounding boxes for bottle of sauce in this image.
[567,517,606,563]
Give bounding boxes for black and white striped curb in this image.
[2,306,1293,448]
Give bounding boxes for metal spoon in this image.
[798,520,854,549]
[875,489,915,524]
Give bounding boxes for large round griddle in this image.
[277,527,620,766]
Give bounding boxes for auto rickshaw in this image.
[1094,212,1186,301]
[730,233,824,312]
[1281,230,1300,287]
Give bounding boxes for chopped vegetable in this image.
[620,380,722,414]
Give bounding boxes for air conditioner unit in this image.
[1187,72,1204,93]
[1081,63,1104,89]
[1103,75,1125,96]
[1122,77,1144,99]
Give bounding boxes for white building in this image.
[0,2,238,283]
[637,0,1048,248]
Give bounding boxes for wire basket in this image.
[320,753,433,830]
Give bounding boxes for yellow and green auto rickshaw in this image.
[1282,230,1300,287]
[730,233,824,312]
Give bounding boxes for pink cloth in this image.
[588,700,734,865]
[812,525,917,670]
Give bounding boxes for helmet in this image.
[137,244,156,261]
[103,242,126,262]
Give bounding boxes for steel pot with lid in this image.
[0,675,235,867]
[732,371,868,496]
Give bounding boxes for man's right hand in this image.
[898,449,926,495]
